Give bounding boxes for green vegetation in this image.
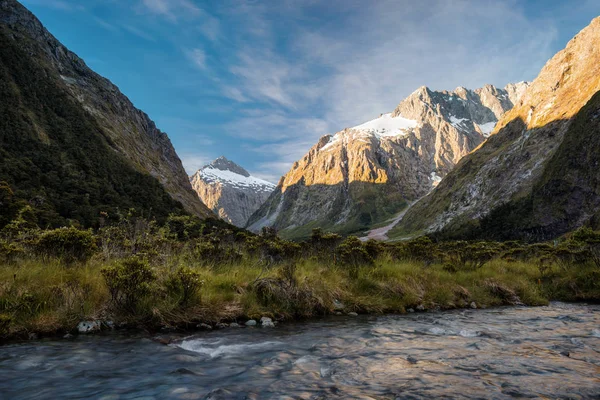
[0,26,186,229]
[1,191,599,341]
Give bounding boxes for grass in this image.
[2,252,598,342]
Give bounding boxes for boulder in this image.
[77,320,101,334]
[245,319,257,326]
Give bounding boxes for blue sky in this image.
[21,0,600,183]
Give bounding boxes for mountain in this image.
[247,82,528,239]
[392,16,600,242]
[0,0,211,227]
[190,157,276,227]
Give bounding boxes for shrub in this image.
[35,227,96,263]
[0,241,23,264]
[192,240,242,265]
[395,236,436,264]
[337,236,374,277]
[0,314,10,337]
[101,257,156,312]
[166,266,204,307]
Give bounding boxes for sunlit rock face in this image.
[395,16,600,242]
[248,83,527,238]
[190,157,275,227]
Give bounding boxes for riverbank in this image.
[2,254,599,343]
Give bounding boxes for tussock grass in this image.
[3,253,597,342]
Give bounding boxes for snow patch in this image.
[351,113,417,138]
[430,172,442,187]
[198,168,276,192]
[321,134,341,151]
[449,115,469,130]
[477,121,496,136]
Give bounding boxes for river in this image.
[1,302,599,399]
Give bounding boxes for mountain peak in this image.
[191,158,275,227]
[204,156,250,177]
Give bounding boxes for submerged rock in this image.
[77,321,101,334]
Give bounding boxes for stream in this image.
[1,302,599,399]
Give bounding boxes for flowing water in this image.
[1,303,600,399]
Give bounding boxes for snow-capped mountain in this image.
[247,83,528,239]
[394,16,600,242]
[190,157,276,227]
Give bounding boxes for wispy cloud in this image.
[207,0,559,178]
[22,0,84,11]
[140,0,201,22]
[186,48,208,70]
[123,25,155,42]
[180,153,210,175]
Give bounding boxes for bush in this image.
[394,236,436,264]
[35,227,96,263]
[337,237,374,277]
[0,240,23,264]
[0,314,10,337]
[438,241,500,272]
[166,266,204,307]
[101,257,156,312]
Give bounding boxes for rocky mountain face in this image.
[0,0,211,226]
[190,157,275,227]
[247,82,528,239]
[392,16,600,242]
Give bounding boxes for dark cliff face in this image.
[393,16,600,242]
[0,0,212,226]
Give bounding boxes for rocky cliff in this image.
[191,157,275,227]
[0,0,211,226]
[392,16,600,241]
[247,83,528,239]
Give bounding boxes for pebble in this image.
[196,323,212,331]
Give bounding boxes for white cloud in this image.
[141,0,201,21]
[186,48,207,70]
[123,25,156,42]
[211,0,560,179]
[180,153,210,175]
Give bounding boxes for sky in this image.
[21,0,600,183]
